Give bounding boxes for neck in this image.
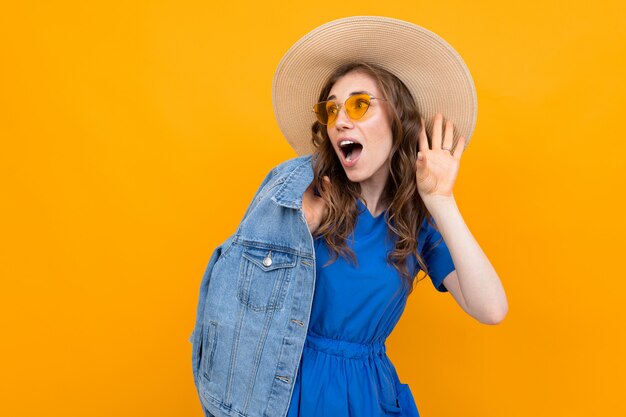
[358,172,388,218]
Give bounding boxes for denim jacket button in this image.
[262,254,273,267]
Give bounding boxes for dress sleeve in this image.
[419,217,456,293]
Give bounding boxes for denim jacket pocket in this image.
[237,245,297,312]
[200,320,218,381]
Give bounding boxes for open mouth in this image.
[339,140,363,162]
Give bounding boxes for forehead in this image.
[328,71,381,98]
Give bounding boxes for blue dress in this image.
[286,198,455,417]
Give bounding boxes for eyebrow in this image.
[326,90,371,101]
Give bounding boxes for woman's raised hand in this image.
[302,176,330,234]
[415,113,466,203]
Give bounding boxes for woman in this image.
[271,17,508,417]
[191,16,507,417]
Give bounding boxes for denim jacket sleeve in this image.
[189,165,280,389]
[190,234,234,388]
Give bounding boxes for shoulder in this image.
[250,154,313,204]
[261,154,313,188]
[272,154,313,176]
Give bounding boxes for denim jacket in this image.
[190,154,321,417]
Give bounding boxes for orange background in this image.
[1,1,625,416]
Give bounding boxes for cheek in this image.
[373,127,393,151]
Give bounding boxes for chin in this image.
[344,169,369,184]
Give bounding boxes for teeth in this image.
[340,140,356,147]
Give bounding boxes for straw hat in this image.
[272,16,478,156]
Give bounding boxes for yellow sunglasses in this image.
[312,93,387,125]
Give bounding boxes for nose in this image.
[333,104,353,129]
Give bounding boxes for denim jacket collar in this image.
[272,154,314,209]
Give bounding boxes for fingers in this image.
[452,136,466,160]
[442,119,454,151]
[430,113,458,157]
[432,112,443,150]
[418,117,428,153]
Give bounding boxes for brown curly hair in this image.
[310,60,439,296]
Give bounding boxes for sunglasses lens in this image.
[325,102,338,124]
[313,101,338,125]
[313,94,371,125]
[346,94,370,119]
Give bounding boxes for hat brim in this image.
[272,16,478,156]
